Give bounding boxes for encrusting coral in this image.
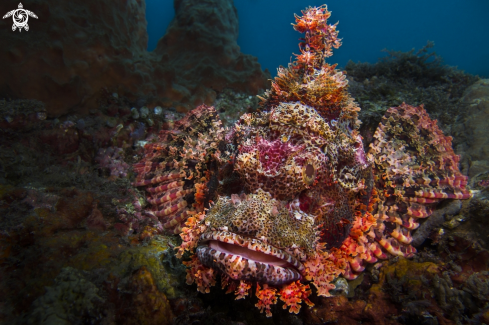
[133,4,472,317]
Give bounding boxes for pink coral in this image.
[95,147,129,179]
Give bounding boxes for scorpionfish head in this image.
[197,101,371,285]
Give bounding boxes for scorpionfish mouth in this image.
[196,231,305,286]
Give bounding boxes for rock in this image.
[24,267,104,325]
[154,0,270,105]
[412,200,462,247]
[453,79,489,178]
[0,0,150,117]
[115,266,175,325]
[0,0,269,117]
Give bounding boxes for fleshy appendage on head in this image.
[259,5,359,125]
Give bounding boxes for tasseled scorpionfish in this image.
[133,5,472,316]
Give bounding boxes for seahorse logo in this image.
[2,3,38,32]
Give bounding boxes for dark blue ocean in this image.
[146,0,489,77]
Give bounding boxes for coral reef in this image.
[22,267,104,325]
[0,186,186,324]
[0,0,269,116]
[305,248,489,325]
[0,99,46,130]
[115,265,175,325]
[345,42,479,137]
[95,146,129,179]
[451,79,489,177]
[214,88,261,127]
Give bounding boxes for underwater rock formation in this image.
[452,79,489,178]
[23,267,104,325]
[0,185,185,324]
[153,0,270,109]
[132,5,472,317]
[0,0,269,116]
[0,0,149,116]
[345,42,479,139]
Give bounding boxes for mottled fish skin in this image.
[134,5,472,317]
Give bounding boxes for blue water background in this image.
[146,0,489,77]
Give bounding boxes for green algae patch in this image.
[369,257,440,299]
[117,236,186,299]
[68,239,118,271]
[21,267,104,325]
[383,257,439,280]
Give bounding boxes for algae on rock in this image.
[23,267,104,325]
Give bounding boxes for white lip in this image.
[199,230,305,273]
[208,240,291,267]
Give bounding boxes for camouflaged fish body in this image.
[133,5,471,316]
